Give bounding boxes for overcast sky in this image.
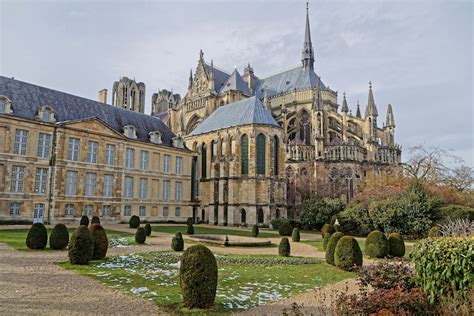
[1,0,472,165]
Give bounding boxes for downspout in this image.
[47,124,58,224]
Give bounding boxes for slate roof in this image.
[219,69,251,96]
[188,96,280,136]
[0,76,177,147]
[204,63,230,92]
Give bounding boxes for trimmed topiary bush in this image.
[334,224,342,232]
[322,232,332,251]
[129,215,140,228]
[365,230,389,258]
[135,227,146,244]
[68,225,94,264]
[251,225,259,237]
[26,223,48,250]
[334,236,363,270]
[186,217,193,225]
[278,220,293,236]
[291,228,300,242]
[91,216,100,225]
[279,237,291,257]
[321,223,335,237]
[427,226,440,237]
[49,223,69,250]
[180,245,218,309]
[187,224,194,235]
[89,224,108,260]
[325,232,344,265]
[145,223,152,236]
[172,232,184,251]
[80,215,89,226]
[388,232,405,257]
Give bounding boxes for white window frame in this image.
[163,206,169,217]
[163,180,170,201]
[65,204,75,216]
[175,207,181,217]
[124,205,132,216]
[87,141,99,163]
[105,144,115,165]
[37,133,51,159]
[140,150,149,171]
[65,170,78,196]
[68,138,80,161]
[139,205,146,217]
[34,168,48,194]
[11,165,25,193]
[124,176,134,198]
[85,172,96,196]
[125,148,135,169]
[84,204,93,216]
[14,129,28,155]
[163,154,171,173]
[175,181,182,201]
[10,202,21,216]
[103,205,111,216]
[103,174,113,197]
[176,156,183,175]
[139,178,148,199]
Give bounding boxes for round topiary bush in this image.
[68,225,94,265]
[145,223,152,236]
[180,245,218,309]
[187,224,194,235]
[129,215,140,228]
[321,223,335,237]
[91,216,100,225]
[322,232,332,251]
[388,232,405,257]
[49,223,69,250]
[26,223,48,250]
[135,227,146,244]
[172,232,184,251]
[325,232,344,265]
[89,224,108,260]
[428,226,440,237]
[291,228,300,242]
[334,236,363,270]
[365,230,389,258]
[251,225,259,237]
[80,215,89,227]
[279,220,293,236]
[279,237,291,257]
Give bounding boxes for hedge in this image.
[322,232,332,251]
[172,232,184,251]
[278,220,293,236]
[325,232,344,265]
[291,228,300,242]
[365,230,389,258]
[49,223,69,250]
[129,215,140,228]
[388,232,405,257]
[279,237,291,257]
[145,223,152,236]
[251,225,259,237]
[26,223,48,250]
[68,225,94,264]
[135,227,146,244]
[89,224,108,260]
[334,236,363,270]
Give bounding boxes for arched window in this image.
[241,134,249,175]
[273,136,279,176]
[201,143,207,178]
[256,134,266,175]
[299,111,311,145]
[240,209,246,224]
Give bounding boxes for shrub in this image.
[187,224,194,235]
[325,232,344,265]
[89,224,108,260]
[334,236,363,270]
[291,228,300,242]
[172,232,184,251]
[278,220,293,236]
[320,223,335,237]
[271,218,283,230]
[186,217,193,225]
[428,225,440,237]
[251,225,259,237]
[68,225,94,264]
[135,227,146,244]
[80,215,89,226]
[410,237,473,304]
[334,224,342,232]
[129,215,140,228]
[145,223,152,236]
[388,232,405,257]
[439,218,474,237]
[365,230,389,258]
[322,232,332,251]
[300,197,345,230]
[179,245,218,308]
[26,223,48,250]
[279,237,291,257]
[91,216,100,225]
[358,259,415,291]
[49,223,69,250]
[434,204,474,224]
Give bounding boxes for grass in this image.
[152,225,277,238]
[60,251,354,314]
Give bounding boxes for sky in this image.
[1,0,472,165]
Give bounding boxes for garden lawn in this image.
[60,252,354,314]
[152,225,276,238]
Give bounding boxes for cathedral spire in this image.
[385,103,395,127]
[341,92,349,113]
[356,100,361,118]
[301,2,315,71]
[365,81,378,117]
[188,69,193,89]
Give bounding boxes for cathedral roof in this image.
[188,96,279,136]
[204,63,231,92]
[219,69,251,96]
[0,76,177,147]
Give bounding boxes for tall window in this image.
[139,178,148,199]
[273,136,279,176]
[103,175,113,197]
[124,176,134,198]
[65,204,75,216]
[105,144,115,165]
[11,166,25,192]
[163,154,171,173]
[163,180,170,201]
[84,204,93,216]
[139,205,146,217]
[124,205,132,216]
[34,168,48,194]
[68,138,80,161]
[37,133,51,159]
[241,135,248,175]
[0,100,5,113]
[103,205,111,216]
[201,143,207,178]
[14,129,28,155]
[175,181,182,201]
[140,150,149,171]
[256,134,266,175]
[176,157,183,175]
[10,202,20,216]
[125,148,135,169]
[87,141,99,163]
[211,140,217,159]
[163,206,169,217]
[175,207,181,217]
[191,156,198,201]
[85,173,96,196]
[65,171,78,196]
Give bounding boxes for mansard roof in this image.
[219,69,251,96]
[188,96,279,136]
[0,76,177,147]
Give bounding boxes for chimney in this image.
[98,89,108,104]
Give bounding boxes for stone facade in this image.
[151,89,181,116]
[111,77,146,113]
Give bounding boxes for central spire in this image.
[302,2,315,71]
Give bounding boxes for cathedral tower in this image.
[111,77,146,113]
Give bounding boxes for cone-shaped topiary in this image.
[251,225,259,237]
[68,225,94,265]
[129,215,140,228]
[26,223,48,250]
[278,220,293,236]
[186,217,193,225]
[89,224,108,260]
[187,224,194,235]
[180,245,218,309]
[49,223,69,250]
[428,226,440,237]
[145,223,152,236]
[80,215,89,227]
[91,216,100,225]
[365,230,389,258]
[325,232,344,265]
[279,237,291,257]
[135,227,146,244]
[291,228,300,242]
[388,232,405,257]
[172,232,184,251]
[322,232,332,251]
[321,223,335,237]
[334,236,363,270]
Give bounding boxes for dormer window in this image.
[123,125,137,139]
[149,131,162,144]
[37,105,55,123]
[0,96,13,114]
[172,136,184,149]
